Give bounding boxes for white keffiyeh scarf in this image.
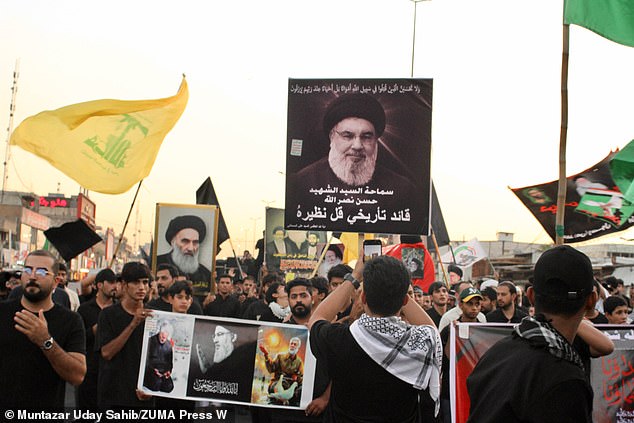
[350,314,443,416]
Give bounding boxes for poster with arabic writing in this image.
[285,79,432,235]
[138,311,316,409]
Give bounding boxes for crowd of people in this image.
[0,240,629,422]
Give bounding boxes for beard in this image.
[291,303,311,318]
[23,282,51,303]
[213,343,233,363]
[328,143,378,186]
[171,242,199,274]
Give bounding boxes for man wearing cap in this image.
[77,268,119,410]
[467,245,597,423]
[288,93,419,232]
[156,215,211,284]
[438,281,486,332]
[440,287,483,422]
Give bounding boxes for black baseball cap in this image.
[533,245,593,300]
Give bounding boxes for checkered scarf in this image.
[350,314,443,415]
[514,314,584,370]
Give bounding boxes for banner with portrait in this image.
[152,204,219,295]
[285,78,432,235]
[138,311,317,409]
[264,207,327,277]
[510,150,634,243]
[449,323,634,423]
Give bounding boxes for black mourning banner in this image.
[285,79,433,235]
[511,151,634,243]
[44,219,102,261]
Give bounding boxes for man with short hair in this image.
[604,296,629,324]
[204,273,241,318]
[156,215,211,284]
[96,262,154,409]
[147,263,202,315]
[309,256,441,422]
[480,286,497,314]
[309,276,329,310]
[468,245,597,422]
[57,262,80,311]
[77,268,119,410]
[427,281,449,327]
[485,281,528,323]
[261,335,304,406]
[0,249,86,410]
[327,264,354,321]
[413,285,426,308]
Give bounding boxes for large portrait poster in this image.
[152,204,219,295]
[510,151,634,243]
[285,78,432,235]
[138,311,316,409]
[264,207,327,277]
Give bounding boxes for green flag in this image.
[610,140,634,202]
[564,0,634,47]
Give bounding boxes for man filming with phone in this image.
[308,255,442,422]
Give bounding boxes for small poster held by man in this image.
[285,78,433,235]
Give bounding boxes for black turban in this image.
[165,215,207,244]
[323,93,386,137]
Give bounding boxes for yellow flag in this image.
[10,78,188,194]
[339,232,375,263]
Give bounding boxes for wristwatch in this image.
[41,337,54,351]
[344,273,361,289]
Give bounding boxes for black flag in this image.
[44,219,103,261]
[431,182,450,247]
[196,177,230,250]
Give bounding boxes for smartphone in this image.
[363,240,382,262]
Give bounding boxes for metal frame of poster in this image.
[137,311,316,410]
[285,78,433,235]
[152,203,218,295]
[511,150,634,243]
[264,207,327,278]
[449,323,634,423]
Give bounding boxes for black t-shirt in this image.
[96,303,149,408]
[0,299,86,410]
[147,296,203,315]
[467,335,592,423]
[589,312,609,324]
[486,307,528,323]
[203,294,241,318]
[242,300,273,321]
[310,320,419,423]
[77,298,102,377]
[427,306,444,328]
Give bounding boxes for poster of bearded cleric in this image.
[265,207,327,277]
[138,311,316,409]
[152,204,219,295]
[285,79,433,235]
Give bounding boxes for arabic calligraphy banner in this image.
[510,151,634,243]
[264,207,327,276]
[138,311,317,409]
[285,79,433,235]
[450,323,634,423]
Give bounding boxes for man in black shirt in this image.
[485,281,528,323]
[0,249,86,410]
[468,245,597,423]
[204,273,241,318]
[427,281,448,327]
[309,256,441,423]
[77,268,118,410]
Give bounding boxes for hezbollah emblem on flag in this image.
[10,78,188,194]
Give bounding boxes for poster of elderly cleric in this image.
[285,79,433,235]
[265,207,327,276]
[138,311,316,409]
[152,204,219,295]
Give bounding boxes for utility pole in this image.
[2,59,20,202]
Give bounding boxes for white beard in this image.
[214,343,233,363]
[171,242,199,274]
[328,143,378,186]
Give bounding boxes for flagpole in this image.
[555,23,570,246]
[109,180,143,268]
[431,229,450,288]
